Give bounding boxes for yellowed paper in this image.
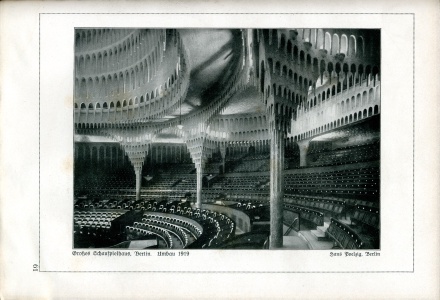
[0,0,439,299]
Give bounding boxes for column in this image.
[297,139,311,167]
[219,144,226,174]
[269,128,285,248]
[196,163,203,208]
[135,166,142,201]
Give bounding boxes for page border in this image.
[38,12,414,273]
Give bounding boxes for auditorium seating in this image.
[211,175,269,191]
[326,218,365,249]
[217,232,270,249]
[74,167,135,194]
[73,142,380,251]
[204,163,222,174]
[256,159,290,172]
[208,166,379,203]
[133,202,236,249]
[233,159,267,172]
[158,163,195,174]
[143,177,177,190]
[348,205,380,248]
[284,167,380,200]
[351,205,380,230]
[142,213,202,239]
[74,201,237,249]
[284,195,346,219]
[73,210,125,247]
[245,153,270,160]
[308,142,380,167]
[137,219,189,247]
[226,153,248,162]
[182,208,236,249]
[126,225,174,248]
[284,204,324,227]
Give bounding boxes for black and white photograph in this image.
[2,1,439,298]
[73,28,381,250]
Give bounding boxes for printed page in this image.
[0,0,439,299]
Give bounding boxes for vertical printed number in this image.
[33,264,39,271]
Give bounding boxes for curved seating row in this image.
[308,142,380,167]
[126,225,173,248]
[284,195,345,218]
[184,208,235,249]
[351,205,380,230]
[142,213,202,239]
[139,218,189,247]
[284,204,324,227]
[326,218,365,249]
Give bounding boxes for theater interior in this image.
[73,28,380,250]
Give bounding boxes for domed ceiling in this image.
[165,29,247,118]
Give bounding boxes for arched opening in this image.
[275,61,281,75]
[348,35,356,56]
[267,58,273,74]
[341,34,348,54]
[374,105,379,114]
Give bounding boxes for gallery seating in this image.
[326,218,365,249]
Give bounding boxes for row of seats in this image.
[229,199,325,228]
[351,205,380,230]
[126,225,173,248]
[75,169,135,192]
[233,159,267,172]
[225,153,248,162]
[173,178,197,190]
[224,142,378,172]
[284,204,324,227]
[211,176,269,191]
[143,177,177,190]
[142,213,202,239]
[73,211,125,242]
[326,218,365,249]
[75,198,132,209]
[127,201,236,249]
[228,202,270,224]
[243,153,270,160]
[204,163,222,174]
[208,166,379,200]
[180,208,235,249]
[257,159,291,172]
[74,203,236,249]
[132,199,192,213]
[74,211,124,228]
[284,167,380,199]
[284,195,345,218]
[308,142,379,166]
[156,163,195,174]
[138,218,190,247]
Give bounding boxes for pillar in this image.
[269,129,285,249]
[219,144,226,174]
[135,166,142,201]
[196,163,203,208]
[297,139,311,167]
